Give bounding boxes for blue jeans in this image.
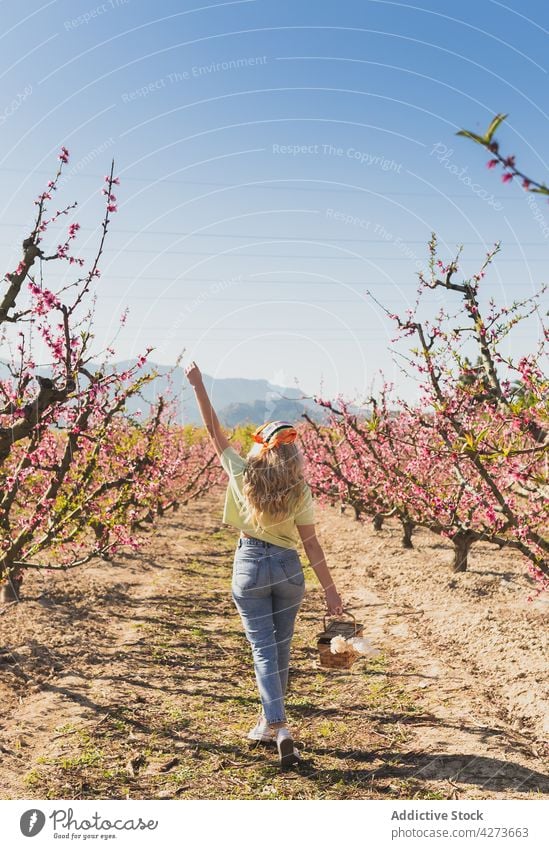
[231,537,306,724]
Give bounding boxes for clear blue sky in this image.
[1,0,547,406]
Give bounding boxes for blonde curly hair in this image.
[242,441,307,530]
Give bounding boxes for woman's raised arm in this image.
[184,361,230,460]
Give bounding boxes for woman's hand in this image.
[184,360,203,389]
[324,585,344,616]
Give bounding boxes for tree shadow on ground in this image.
[156,731,549,796]
[293,744,549,794]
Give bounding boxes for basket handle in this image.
[323,608,358,635]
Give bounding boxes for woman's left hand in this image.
[184,360,203,388]
[324,586,344,616]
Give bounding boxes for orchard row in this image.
[1,142,547,603]
[299,235,547,592]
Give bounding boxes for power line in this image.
[0,167,531,199]
[0,280,422,290]
[64,294,545,303]
[90,326,538,335]
[10,278,546,292]
[1,244,545,260]
[2,223,547,246]
[79,296,406,302]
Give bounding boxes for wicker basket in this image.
[316,610,364,669]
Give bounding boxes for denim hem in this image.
[264,713,286,724]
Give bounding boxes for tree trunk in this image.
[401,520,414,549]
[92,520,105,541]
[373,513,384,531]
[0,573,22,603]
[452,531,476,572]
[353,504,361,521]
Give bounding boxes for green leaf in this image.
[455,129,485,144]
[456,113,508,147]
[484,113,508,142]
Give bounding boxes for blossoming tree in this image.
[301,237,547,589]
[0,151,220,602]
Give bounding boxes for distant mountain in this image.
[219,398,312,428]
[113,362,329,425]
[0,358,342,426]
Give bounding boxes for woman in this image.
[184,361,344,767]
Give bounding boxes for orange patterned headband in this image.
[252,420,297,453]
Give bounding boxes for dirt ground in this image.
[0,490,547,800]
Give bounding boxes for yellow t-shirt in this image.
[220,445,315,549]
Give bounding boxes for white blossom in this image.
[329,635,349,654]
[348,637,381,657]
